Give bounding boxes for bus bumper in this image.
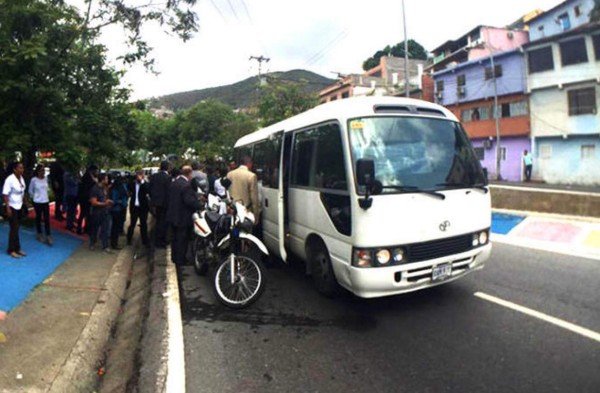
[342,243,491,298]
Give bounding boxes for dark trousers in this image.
[111,210,126,248]
[33,202,51,236]
[65,195,78,230]
[127,206,148,245]
[90,212,110,249]
[154,207,168,247]
[53,187,64,218]
[170,225,190,265]
[525,165,532,181]
[7,208,22,254]
[77,200,90,233]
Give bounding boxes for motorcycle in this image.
[192,184,268,309]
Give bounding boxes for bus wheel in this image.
[310,246,339,297]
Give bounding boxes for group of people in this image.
[1,156,260,263]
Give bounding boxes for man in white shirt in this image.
[2,162,27,258]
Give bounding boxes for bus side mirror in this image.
[356,159,374,186]
[356,159,375,210]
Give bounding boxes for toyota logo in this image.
[439,220,451,232]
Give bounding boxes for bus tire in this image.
[310,246,339,297]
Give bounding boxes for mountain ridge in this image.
[148,69,335,111]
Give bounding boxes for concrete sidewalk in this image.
[0,237,134,393]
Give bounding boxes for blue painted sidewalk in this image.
[0,222,82,312]
[491,212,525,235]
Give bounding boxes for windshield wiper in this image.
[382,185,446,200]
[435,182,489,194]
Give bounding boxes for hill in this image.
[148,69,335,111]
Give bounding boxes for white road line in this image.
[166,250,186,393]
[474,292,600,343]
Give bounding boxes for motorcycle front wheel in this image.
[212,251,265,309]
[193,237,209,276]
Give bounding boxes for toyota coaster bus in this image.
[233,96,491,298]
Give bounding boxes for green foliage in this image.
[257,77,319,127]
[362,39,429,71]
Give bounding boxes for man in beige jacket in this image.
[227,156,260,221]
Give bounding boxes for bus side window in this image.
[315,124,347,190]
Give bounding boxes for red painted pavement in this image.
[517,221,582,243]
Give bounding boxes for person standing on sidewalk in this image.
[149,160,171,248]
[110,174,128,250]
[77,164,98,235]
[2,162,27,258]
[89,173,113,252]
[49,161,65,221]
[166,165,201,265]
[29,164,53,245]
[63,167,79,232]
[127,169,149,247]
[523,150,533,182]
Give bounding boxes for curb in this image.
[47,246,134,393]
[165,250,186,393]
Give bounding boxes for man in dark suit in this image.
[166,165,201,265]
[149,160,171,248]
[127,168,150,246]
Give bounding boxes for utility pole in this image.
[402,0,409,98]
[249,55,270,104]
[490,53,502,180]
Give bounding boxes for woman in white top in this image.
[29,164,52,245]
[2,162,27,258]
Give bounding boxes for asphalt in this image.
[0,182,599,393]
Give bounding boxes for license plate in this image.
[432,263,452,281]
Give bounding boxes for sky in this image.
[89,0,564,100]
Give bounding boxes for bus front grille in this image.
[408,234,472,262]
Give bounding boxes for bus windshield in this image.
[348,116,487,194]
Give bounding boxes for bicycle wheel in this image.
[212,251,265,309]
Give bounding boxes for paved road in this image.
[178,243,600,393]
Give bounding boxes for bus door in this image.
[279,131,294,262]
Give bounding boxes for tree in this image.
[80,0,198,70]
[362,39,429,71]
[174,100,256,160]
[257,77,319,127]
[0,0,128,172]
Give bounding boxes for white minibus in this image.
[233,96,491,298]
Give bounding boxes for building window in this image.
[509,100,528,117]
[500,147,507,161]
[341,91,349,99]
[568,87,597,116]
[574,5,581,17]
[528,46,554,73]
[540,144,552,159]
[436,80,444,92]
[581,144,596,160]
[473,147,485,160]
[560,37,588,66]
[558,13,571,31]
[593,35,600,60]
[485,64,503,80]
[457,75,466,97]
[457,75,466,86]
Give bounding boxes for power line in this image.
[209,0,228,22]
[226,0,240,21]
[239,0,253,23]
[304,30,349,67]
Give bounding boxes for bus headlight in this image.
[353,249,373,268]
[392,248,405,263]
[376,249,391,265]
[478,230,488,245]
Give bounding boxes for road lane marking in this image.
[166,250,186,393]
[474,292,600,343]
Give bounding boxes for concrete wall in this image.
[473,136,531,181]
[435,50,526,106]
[534,134,600,185]
[526,34,600,92]
[491,185,600,217]
[530,82,600,138]
[528,0,594,41]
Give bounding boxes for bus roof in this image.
[235,96,458,147]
